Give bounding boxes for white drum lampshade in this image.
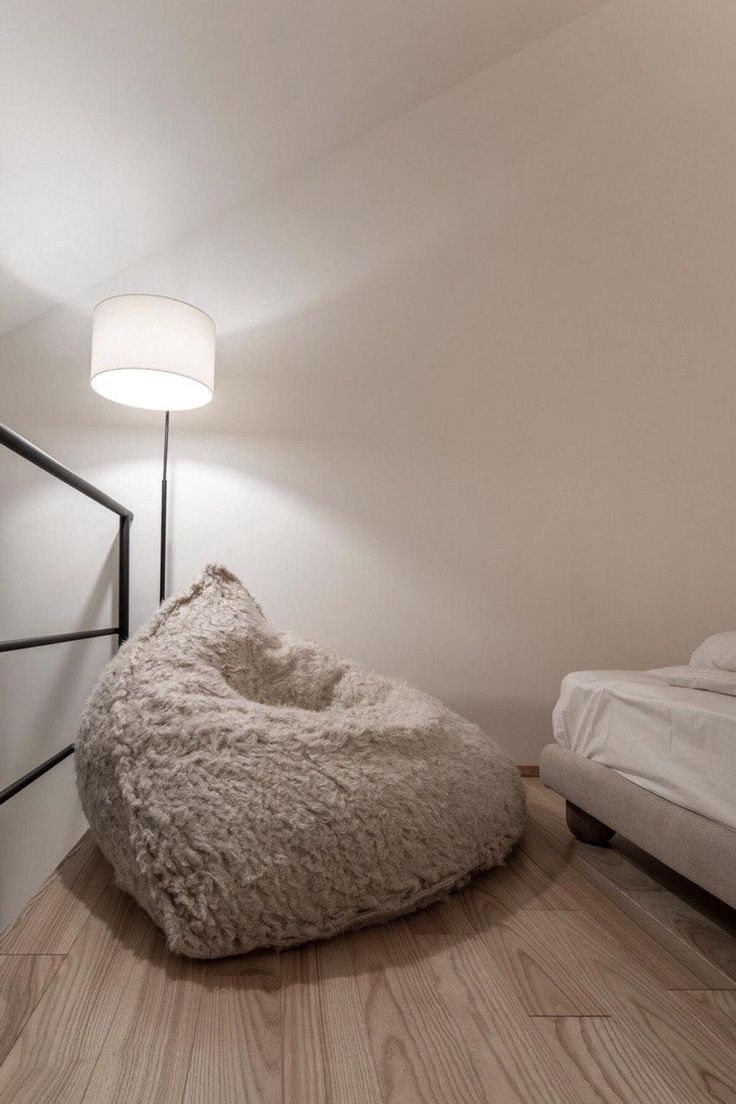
[91,294,215,411]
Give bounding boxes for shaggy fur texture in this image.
[76,565,525,958]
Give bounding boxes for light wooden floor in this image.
[1,779,734,1104]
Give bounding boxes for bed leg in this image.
[565,801,615,846]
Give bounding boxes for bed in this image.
[540,644,736,909]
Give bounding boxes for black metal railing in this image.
[0,423,132,805]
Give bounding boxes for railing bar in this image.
[0,423,133,805]
[0,627,118,653]
[0,423,133,519]
[0,745,75,807]
[118,514,130,645]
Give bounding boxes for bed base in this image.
[540,743,736,909]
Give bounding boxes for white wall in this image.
[3,0,736,928]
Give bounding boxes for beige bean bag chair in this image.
[77,565,524,958]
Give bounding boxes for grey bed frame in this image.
[540,744,736,910]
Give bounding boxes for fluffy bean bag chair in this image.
[77,565,524,958]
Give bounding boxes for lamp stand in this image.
[160,410,170,604]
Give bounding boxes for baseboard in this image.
[518,765,540,777]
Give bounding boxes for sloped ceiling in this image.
[0,0,608,336]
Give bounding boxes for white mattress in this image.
[553,671,736,832]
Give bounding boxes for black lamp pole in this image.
[159,410,170,604]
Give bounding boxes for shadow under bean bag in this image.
[76,564,525,958]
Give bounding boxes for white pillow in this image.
[690,631,736,671]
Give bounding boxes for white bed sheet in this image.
[552,671,736,832]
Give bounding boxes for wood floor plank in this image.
[181,956,281,1104]
[0,1057,100,1104]
[525,781,736,985]
[532,1016,676,1104]
[0,955,64,1066]
[413,942,579,1104]
[539,814,736,981]
[410,908,589,1104]
[522,812,734,990]
[668,990,736,1054]
[460,896,608,1016]
[353,920,488,1104]
[476,847,577,911]
[81,931,205,1104]
[404,886,479,937]
[316,933,384,1104]
[0,884,150,1104]
[517,907,736,1104]
[0,833,112,955]
[281,944,328,1104]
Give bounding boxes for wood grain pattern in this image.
[354,920,487,1104]
[0,955,64,1066]
[0,885,148,1104]
[0,781,734,1104]
[181,957,281,1104]
[281,945,328,1104]
[522,804,734,990]
[477,848,577,911]
[526,780,736,984]
[517,908,736,1103]
[0,1056,100,1104]
[461,898,608,1016]
[0,834,111,955]
[412,924,585,1103]
[532,1016,674,1104]
[316,934,384,1104]
[668,990,736,1054]
[82,932,204,1104]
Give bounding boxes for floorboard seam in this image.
[666,986,736,993]
[0,952,69,958]
[527,1014,613,1020]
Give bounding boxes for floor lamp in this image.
[90,294,216,603]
